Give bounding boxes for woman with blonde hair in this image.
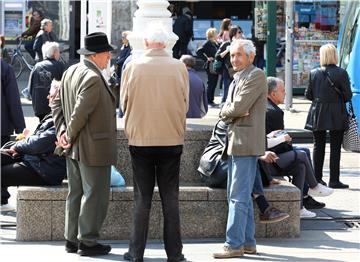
[196,27,220,106]
[305,44,352,188]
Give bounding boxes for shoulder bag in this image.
[342,102,360,152]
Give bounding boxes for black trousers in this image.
[206,72,219,104]
[313,130,344,183]
[1,153,46,204]
[172,41,188,59]
[128,145,183,261]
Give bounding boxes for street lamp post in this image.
[285,0,294,110]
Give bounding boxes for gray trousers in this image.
[64,158,111,245]
[269,150,318,207]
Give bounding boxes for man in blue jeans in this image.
[213,39,267,259]
[198,119,289,224]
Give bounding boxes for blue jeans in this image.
[226,156,257,249]
[252,167,264,195]
[222,70,232,103]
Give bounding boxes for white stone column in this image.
[128,0,178,58]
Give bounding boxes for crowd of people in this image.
[0,7,354,262]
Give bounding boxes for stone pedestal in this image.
[128,0,178,58]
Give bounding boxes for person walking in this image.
[121,25,189,262]
[21,10,44,59]
[213,39,267,258]
[52,32,117,256]
[305,44,353,189]
[33,18,57,61]
[172,6,193,59]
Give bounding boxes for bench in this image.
[16,126,301,241]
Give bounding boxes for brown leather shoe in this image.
[260,207,289,224]
[244,246,257,254]
[213,246,244,259]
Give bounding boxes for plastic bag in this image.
[111,166,125,187]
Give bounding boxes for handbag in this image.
[342,101,360,152]
[201,52,219,75]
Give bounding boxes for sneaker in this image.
[244,246,257,254]
[300,207,316,218]
[303,196,325,209]
[259,207,290,224]
[78,242,111,256]
[329,181,349,189]
[65,240,78,253]
[0,204,16,212]
[213,245,244,259]
[308,183,334,197]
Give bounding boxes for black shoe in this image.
[78,242,111,256]
[259,207,289,224]
[65,240,78,253]
[168,254,186,262]
[123,251,143,262]
[329,181,349,189]
[317,179,327,186]
[303,196,325,209]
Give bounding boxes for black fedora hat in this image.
[77,32,117,55]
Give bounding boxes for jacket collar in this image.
[83,59,116,101]
[144,48,170,57]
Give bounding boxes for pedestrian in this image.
[121,25,189,262]
[215,25,244,104]
[29,41,65,121]
[1,59,26,146]
[217,18,232,43]
[172,6,193,59]
[213,39,267,259]
[180,54,208,118]
[52,32,117,256]
[33,18,57,61]
[196,27,220,107]
[21,10,44,59]
[305,44,353,189]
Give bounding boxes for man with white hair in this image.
[28,41,64,121]
[213,39,267,258]
[121,26,189,262]
[33,18,57,61]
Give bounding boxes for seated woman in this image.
[1,80,66,212]
[266,130,334,218]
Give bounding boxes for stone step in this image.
[16,182,300,241]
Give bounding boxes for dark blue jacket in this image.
[14,114,66,185]
[187,68,208,118]
[28,58,65,118]
[115,44,131,79]
[1,60,26,136]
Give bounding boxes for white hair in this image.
[144,23,169,45]
[231,39,256,57]
[42,41,60,59]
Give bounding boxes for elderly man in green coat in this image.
[52,32,117,257]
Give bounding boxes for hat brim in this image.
[77,44,117,55]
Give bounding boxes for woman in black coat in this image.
[305,44,352,189]
[196,27,219,106]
